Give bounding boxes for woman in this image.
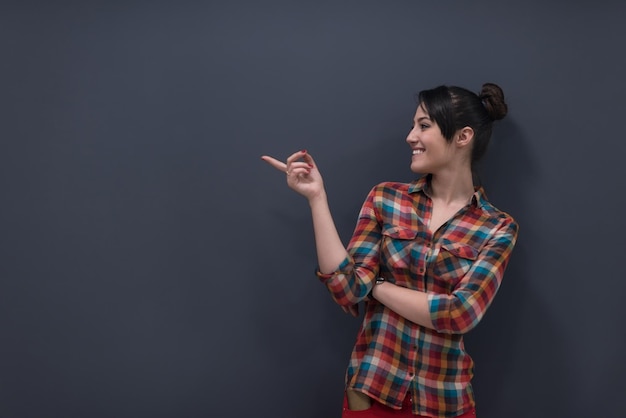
[261,83,518,417]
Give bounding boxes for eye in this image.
[420,124,430,130]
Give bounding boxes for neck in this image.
[428,169,475,205]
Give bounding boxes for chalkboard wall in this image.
[1,1,624,417]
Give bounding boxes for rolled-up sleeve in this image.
[315,186,383,306]
[428,217,519,334]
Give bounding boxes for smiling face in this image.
[406,103,458,175]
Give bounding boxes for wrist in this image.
[308,190,328,207]
[370,277,386,299]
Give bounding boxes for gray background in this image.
[1,1,625,417]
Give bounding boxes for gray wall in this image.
[1,1,625,417]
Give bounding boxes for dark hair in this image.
[417,83,507,166]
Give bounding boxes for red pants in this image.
[341,392,476,417]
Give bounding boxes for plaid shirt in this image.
[317,175,518,417]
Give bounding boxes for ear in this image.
[455,127,474,149]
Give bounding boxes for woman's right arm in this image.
[262,151,382,316]
[261,150,348,273]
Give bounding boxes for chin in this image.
[410,163,426,174]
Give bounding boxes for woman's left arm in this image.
[372,217,519,333]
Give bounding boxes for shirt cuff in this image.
[315,256,352,283]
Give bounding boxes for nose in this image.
[406,127,417,144]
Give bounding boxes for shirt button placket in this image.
[422,241,433,274]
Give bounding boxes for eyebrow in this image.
[416,116,431,123]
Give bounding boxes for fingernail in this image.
[308,164,314,168]
[301,149,307,154]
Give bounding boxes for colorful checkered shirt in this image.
[317,175,518,417]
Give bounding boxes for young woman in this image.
[261,83,519,417]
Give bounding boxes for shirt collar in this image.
[408,174,487,209]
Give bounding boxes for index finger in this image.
[260,155,287,173]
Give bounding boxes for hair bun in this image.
[479,83,507,121]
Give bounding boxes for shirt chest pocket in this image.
[432,239,479,287]
[381,225,418,271]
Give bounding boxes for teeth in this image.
[412,149,424,155]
